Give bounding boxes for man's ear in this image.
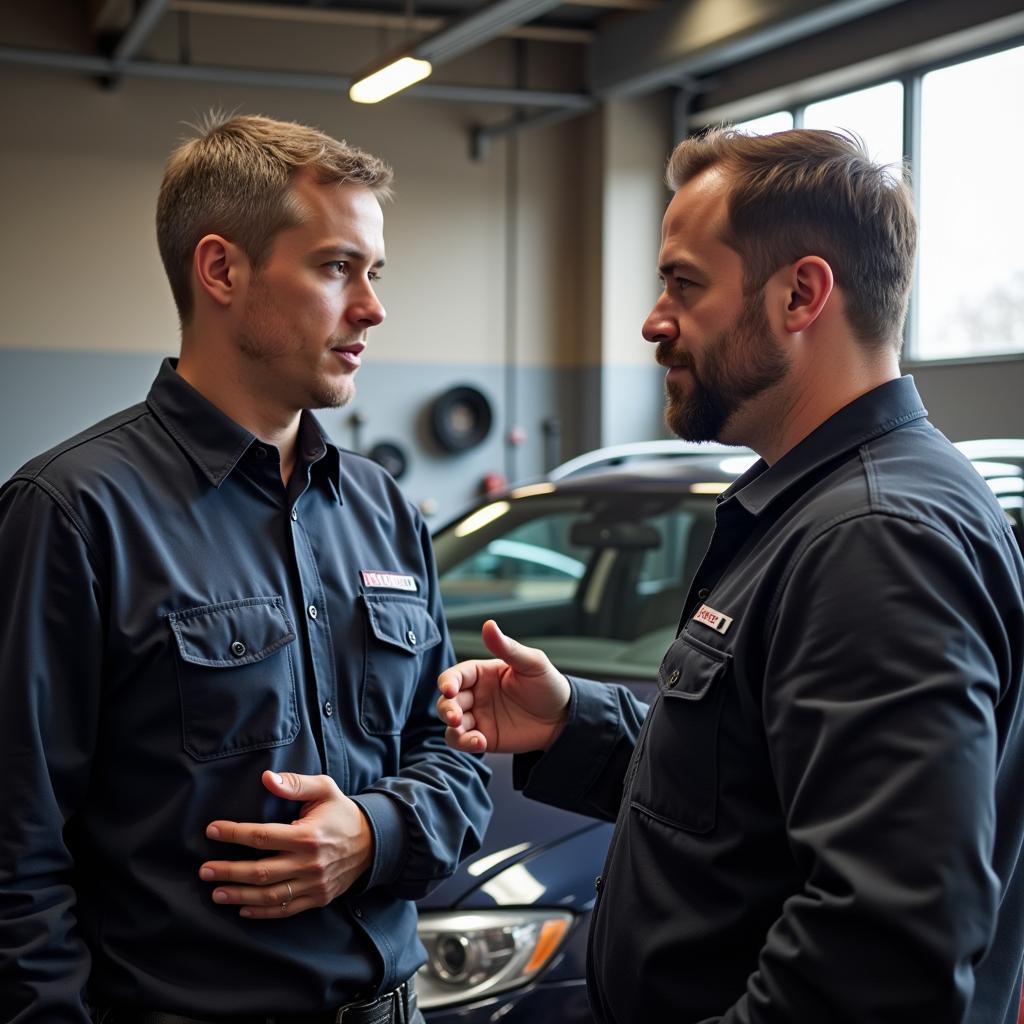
[192,234,248,311]
[779,256,834,334]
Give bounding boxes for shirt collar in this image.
[147,358,342,499]
[297,411,343,502]
[721,375,929,517]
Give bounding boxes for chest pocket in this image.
[168,596,299,761]
[361,593,442,735]
[629,629,731,834]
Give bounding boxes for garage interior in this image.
[1,0,1022,519]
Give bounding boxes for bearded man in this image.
[437,129,1024,1024]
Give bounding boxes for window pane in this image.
[916,44,1024,359]
[732,110,794,134]
[803,80,905,167]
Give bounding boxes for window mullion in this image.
[902,71,923,361]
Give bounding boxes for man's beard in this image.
[658,288,788,442]
[238,284,356,411]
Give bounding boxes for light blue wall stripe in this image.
[0,350,666,522]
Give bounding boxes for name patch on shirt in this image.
[693,604,733,635]
[361,570,418,592]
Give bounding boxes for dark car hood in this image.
[417,751,604,910]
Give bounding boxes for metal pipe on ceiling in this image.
[411,0,568,65]
[471,101,596,158]
[167,0,594,45]
[112,0,170,63]
[0,45,591,108]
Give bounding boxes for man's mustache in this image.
[655,342,695,373]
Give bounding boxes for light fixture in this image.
[348,0,567,105]
[349,54,432,104]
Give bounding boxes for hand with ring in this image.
[199,770,374,919]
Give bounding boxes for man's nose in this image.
[347,281,386,328]
[642,297,676,344]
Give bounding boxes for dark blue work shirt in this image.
[518,377,1024,1023]
[0,359,491,1022]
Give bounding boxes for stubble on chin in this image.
[308,371,356,412]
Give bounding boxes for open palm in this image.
[437,620,571,754]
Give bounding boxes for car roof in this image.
[536,454,749,494]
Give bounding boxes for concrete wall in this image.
[0,4,612,521]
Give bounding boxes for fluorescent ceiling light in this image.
[349,56,432,103]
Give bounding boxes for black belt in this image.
[95,979,416,1024]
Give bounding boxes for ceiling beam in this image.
[89,0,135,34]
[168,0,593,43]
[111,0,170,63]
[0,45,592,107]
[563,0,660,9]
[589,0,911,97]
[411,0,569,65]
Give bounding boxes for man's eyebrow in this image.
[658,259,703,279]
[312,245,386,268]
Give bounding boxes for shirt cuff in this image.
[513,676,623,806]
[349,791,409,891]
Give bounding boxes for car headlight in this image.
[416,909,573,1009]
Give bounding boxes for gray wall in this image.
[0,348,664,521]
[908,360,1024,441]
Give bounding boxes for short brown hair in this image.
[157,112,393,325]
[667,128,917,351]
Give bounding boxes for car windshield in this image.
[434,490,719,681]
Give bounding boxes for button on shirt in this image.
[0,359,492,1022]
[516,377,1024,1023]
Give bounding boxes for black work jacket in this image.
[0,359,492,1022]
[518,377,1024,1023]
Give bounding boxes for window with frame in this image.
[723,39,1024,362]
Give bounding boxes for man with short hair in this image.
[0,113,491,1024]
[438,129,1024,1022]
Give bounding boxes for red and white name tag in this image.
[361,570,417,592]
[693,603,733,635]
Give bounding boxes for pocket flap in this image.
[168,596,296,668]
[363,594,442,654]
[659,631,730,700]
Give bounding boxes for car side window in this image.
[440,512,588,608]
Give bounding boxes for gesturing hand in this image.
[199,770,373,919]
[436,619,571,755]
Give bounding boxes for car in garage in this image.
[415,439,1024,1022]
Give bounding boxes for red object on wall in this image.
[481,472,507,496]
